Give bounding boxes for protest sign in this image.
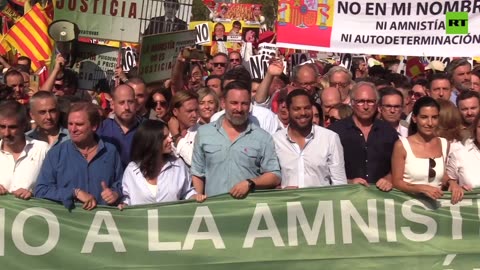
[339,53,352,70]
[54,0,143,42]
[195,23,210,44]
[139,30,196,83]
[122,45,137,72]
[0,186,479,269]
[291,53,310,68]
[211,3,263,25]
[277,0,480,57]
[249,54,270,79]
[71,43,118,90]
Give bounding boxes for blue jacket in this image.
[34,138,124,209]
[96,117,141,169]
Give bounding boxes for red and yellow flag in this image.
[4,3,54,72]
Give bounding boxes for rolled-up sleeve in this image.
[446,151,460,181]
[191,132,205,178]
[260,135,281,178]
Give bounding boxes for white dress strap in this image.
[439,137,448,162]
[399,136,414,156]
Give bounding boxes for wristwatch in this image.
[246,179,256,192]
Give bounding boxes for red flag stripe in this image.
[7,31,38,64]
[13,22,49,59]
[24,8,51,48]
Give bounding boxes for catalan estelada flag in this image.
[4,3,54,72]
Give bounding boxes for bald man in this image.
[321,87,342,127]
[97,84,141,167]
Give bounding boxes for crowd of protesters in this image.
[0,48,479,210]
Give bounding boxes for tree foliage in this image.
[191,0,210,21]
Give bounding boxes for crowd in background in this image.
[0,47,479,209]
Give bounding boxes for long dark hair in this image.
[470,113,480,150]
[130,120,167,179]
[408,96,440,136]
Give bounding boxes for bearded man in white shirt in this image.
[0,101,48,199]
[273,89,347,188]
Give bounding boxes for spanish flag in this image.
[4,3,54,72]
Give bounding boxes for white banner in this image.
[277,0,480,57]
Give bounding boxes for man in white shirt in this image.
[273,89,347,188]
[0,101,48,199]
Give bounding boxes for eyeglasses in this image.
[331,82,349,88]
[353,99,377,106]
[408,90,425,99]
[154,100,168,107]
[297,81,317,88]
[381,104,402,110]
[213,63,226,67]
[428,158,436,182]
[229,58,240,62]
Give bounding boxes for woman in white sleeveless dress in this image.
[391,97,464,204]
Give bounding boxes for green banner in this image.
[1,185,479,269]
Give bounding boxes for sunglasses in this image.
[326,116,339,124]
[213,62,226,67]
[408,90,425,99]
[154,100,168,107]
[428,158,436,182]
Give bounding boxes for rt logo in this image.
[446,12,468,34]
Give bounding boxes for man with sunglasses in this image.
[211,53,228,76]
[228,51,242,69]
[320,87,341,127]
[329,82,398,191]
